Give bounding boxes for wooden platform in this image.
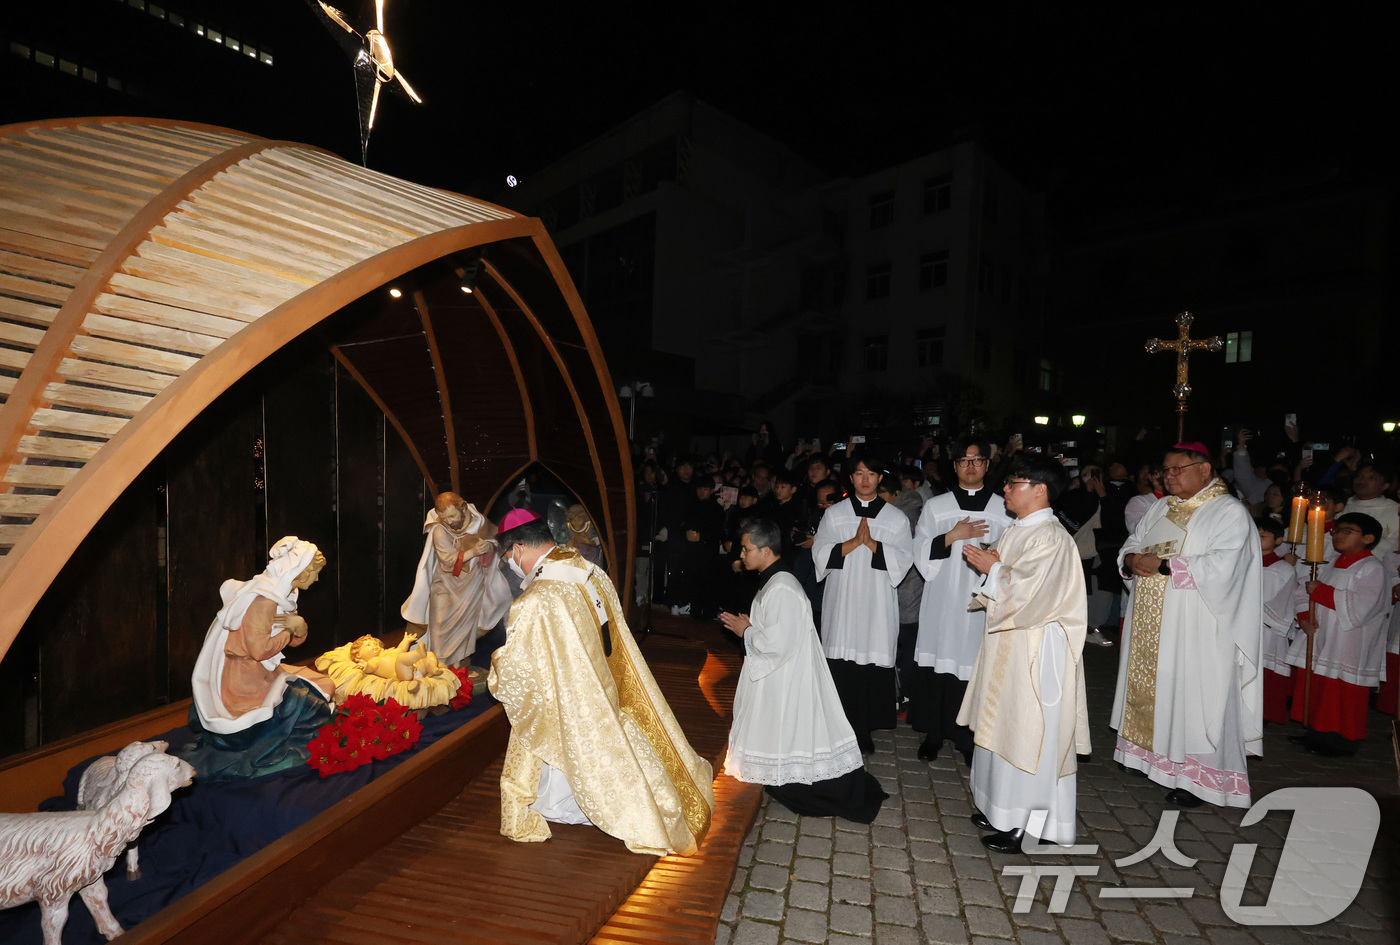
[259,614,759,945]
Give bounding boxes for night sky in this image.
[304,3,1393,225]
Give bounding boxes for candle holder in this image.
[1302,492,1327,727]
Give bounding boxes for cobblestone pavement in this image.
[714,644,1399,945]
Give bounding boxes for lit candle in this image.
[1287,495,1308,545]
[1306,507,1327,562]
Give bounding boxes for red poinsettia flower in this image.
[449,666,473,710]
[341,692,378,715]
[378,698,407,720]
[307,732,344,777]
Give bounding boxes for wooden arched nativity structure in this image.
[0,117,634,693]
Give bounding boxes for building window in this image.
[149,3,165,18]
[831,266,847,305]
[983,178,1000,223]
[916,328,945,367]
[82,66,98,82]
[923,174,952,214]
[865,263,891,300]
[1039,358,1054,392]
[9,41,31,58]
[168,11,184,27]
[978,257,995,295]
[59,59,79,76]
[918,250,948,290]
[975,329,992,369]
[863,335,889,372]
[868,191,894,229]
[1225,330,1253,363]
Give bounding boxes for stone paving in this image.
[714,644,1399,945]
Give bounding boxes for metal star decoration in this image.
[305,0,423,164]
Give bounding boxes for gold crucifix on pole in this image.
[1145,311,1223,442]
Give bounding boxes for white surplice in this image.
[813,496,914,667]
[725,569,865,785]
[1259,555,1299,676]
[956,507,1089,845]
[1283,552,1388,685]
[1111,482,1263,808]
[913,487,1011,678]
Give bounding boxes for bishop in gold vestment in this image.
[489,536,714,856]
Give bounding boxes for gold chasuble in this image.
[488,547,714,855]
[1120,479,1229,752]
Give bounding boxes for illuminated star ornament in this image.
[305,0,422,164]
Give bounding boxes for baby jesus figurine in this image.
[351,633,443,686]
[316,633,461,709]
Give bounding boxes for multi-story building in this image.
[1047,177,1394,457]
[497,92,1048,451]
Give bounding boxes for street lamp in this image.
[618,381,653,440]
[1384,422,1396,433]
[1071,415,1086,428]
[1034,416,1049,426]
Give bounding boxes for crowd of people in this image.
[389,419,1398,857]
[640,420,1400,849]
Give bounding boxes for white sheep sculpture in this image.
[0,751,195,945]
[77,740,169,882]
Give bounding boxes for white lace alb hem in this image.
[725,742,865,786]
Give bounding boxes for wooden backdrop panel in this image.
[165,385,261,702]
[31,471,160,743]
[263,344,338,655]
[383,428,426,631]
[335,362,385,638]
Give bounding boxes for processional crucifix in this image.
[1144,311,1223,442]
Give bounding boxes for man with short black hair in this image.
[489,517,714,854]
[722,519,887,822]
[1112,443,1263,809]
[961,454,1090,851]
[813,451,914,753]
[909,437,1011,764]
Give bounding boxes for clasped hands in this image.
[962,544,999,575]
[1125,552,1165,577]
[281,613,308,645]
[718,611,751,637]
[840,517,879,556]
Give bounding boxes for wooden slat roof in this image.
[0,117,634,666]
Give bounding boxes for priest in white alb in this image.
[812,451,914,753]
[960,454,1090,852]
[721,519,887,823]
[910,437,1012,765]
[1111,443,1263,809]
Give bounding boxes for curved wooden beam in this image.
[478,262,621,581]
[526,234,638,605]
[0,218,536,664]
[0,137,311,485]
[0,115,261,141]
[329,346,438,495]
[472,292,537,462]
[412,286,459,493]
